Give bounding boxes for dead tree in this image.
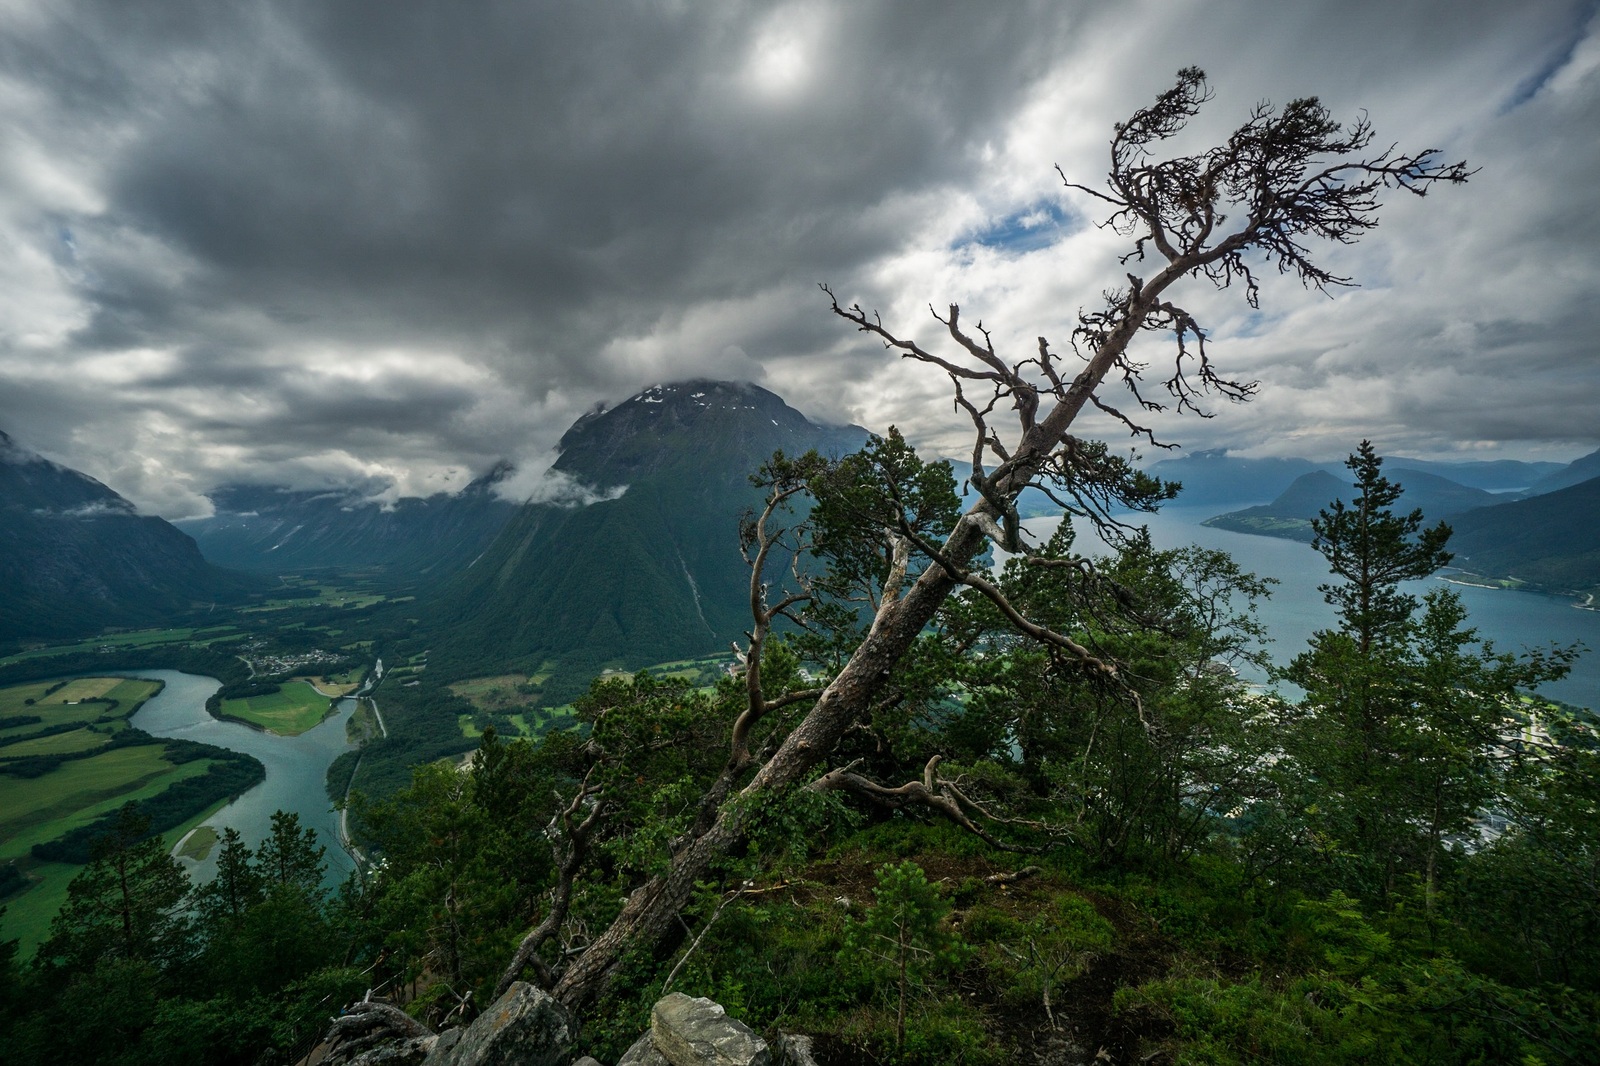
[507,67,1472,1013]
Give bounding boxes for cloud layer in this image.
[1,0,1596,516]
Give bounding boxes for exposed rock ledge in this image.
[322,985,814,1066]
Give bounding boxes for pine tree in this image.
[1309,441,1451,656]
[37,804,191,975]
[1284,447,1570,902]
[196,827,263,924]
[255,810,327,900]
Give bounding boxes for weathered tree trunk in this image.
[553,528,974,1010]
[543,65,1472,1010]
[551,273,1159,1016]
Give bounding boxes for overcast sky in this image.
[2,0,1597,517]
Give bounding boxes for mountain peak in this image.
[553,379,859,485]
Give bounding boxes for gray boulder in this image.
[616,1032,670,1065]
[774,1033,819,1066]
[650,994,770,1066]
[346,1035,437,1066]
[422,982,574,1066]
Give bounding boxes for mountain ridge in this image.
[1202,467,1502,542]
[426,380,869,693]
[177,463,520,577]
[0,430,258,642]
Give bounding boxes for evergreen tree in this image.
[842,861,968,1052]
[1309,441,1451,656]
[195,827,263,925]
[36,804,192,976]
[256,811,326,899]
[1282,448,1570,901]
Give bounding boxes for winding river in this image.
[128,670,356,888]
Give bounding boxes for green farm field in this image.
[0,673,239,954]
[239,583,390,614]
[0,677,162,739]
[219,680,333,736]
[0,746,213,842]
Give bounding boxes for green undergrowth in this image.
[571,819,1598,1065]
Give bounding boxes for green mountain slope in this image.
[427,381,867,690]
[1448,475,1600,595]
[0,431,257,642]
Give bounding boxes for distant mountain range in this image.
[1202,467,1502,542]
[1193,446,1600,596]
[1145,449,1565,507]
[0,431,257,642]
[10,397,1592,662]
[424,380,869,688]
[176,464,519,576]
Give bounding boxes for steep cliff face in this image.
[0,431,254,641]
[178,463,519,577]
[427,381,867,687]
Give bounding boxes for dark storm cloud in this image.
[0,0,1596,514]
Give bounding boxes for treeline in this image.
[333,678,475,801]
[0,644,250,690]
[0,726,157,779]
[29,738,264,863]
[3,806,370,1065]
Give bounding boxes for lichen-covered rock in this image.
[422,982,573,1066]
[774,1032,819,1066]
[346,1035,437,1066]
[616,1032,670,1065]
[570,1058,605,1066]
[650,994,770,1066]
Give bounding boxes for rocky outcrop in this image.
[326,989,806,1066]
[426,982,574,1066]
[772,1033,818,1066]
[616,1033,670,1066]
[325,983,573,1066]
[646,994,770,1066]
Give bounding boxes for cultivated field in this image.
[219,679,333,735]
[0,674,234,954]
[0,677,161,738]
[0,746,212,844]
[297,664,366,697]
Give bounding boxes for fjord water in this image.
[1034,503,1599,709]
[129,670,356,887]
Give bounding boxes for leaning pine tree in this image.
[541,67,1472,1014]
[359,68,1476,1035]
